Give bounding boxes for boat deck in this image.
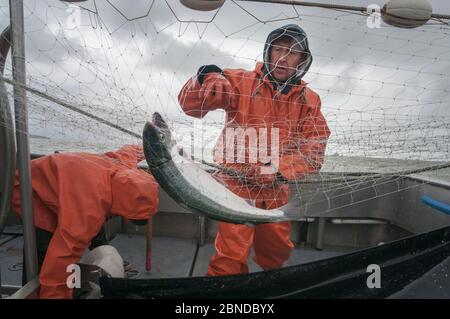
[0,232,349,289]
[1,160,449,298]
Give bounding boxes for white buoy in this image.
[180,0,225,11]
[382,0,432,28]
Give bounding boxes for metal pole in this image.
[239,0,450,19]
[0,26,15,296]
[0,26,15,239]
[9,0,38,282]
[315,217,326,250]
[199,216,206,247]
[240,0,367,13]
[431,13,450,20]
[145,217,153,272]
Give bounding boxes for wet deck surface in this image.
[3,233,449,298]
[109,234,198,278]
[0,234,348,286]
[0,236,23,286]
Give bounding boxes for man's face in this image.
[269,37,304,82]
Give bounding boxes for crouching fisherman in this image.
[11,145,159,299]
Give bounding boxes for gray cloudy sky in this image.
[0,0,449,161]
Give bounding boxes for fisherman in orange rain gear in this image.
[178,24,331,276]
[11,144,159,298]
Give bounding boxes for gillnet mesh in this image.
[1,0,449,218]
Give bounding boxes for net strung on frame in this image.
[0,0,449,218]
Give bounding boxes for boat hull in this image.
[99,225,450,298]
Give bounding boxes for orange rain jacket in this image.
[179,61,331,275]
[179,62,330,182]
[12,145,159,298]
[178,63,330,275]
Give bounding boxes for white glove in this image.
[82,245,124,278]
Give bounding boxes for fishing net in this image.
[1,0,449,219]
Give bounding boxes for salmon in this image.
[142,112,295,224]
